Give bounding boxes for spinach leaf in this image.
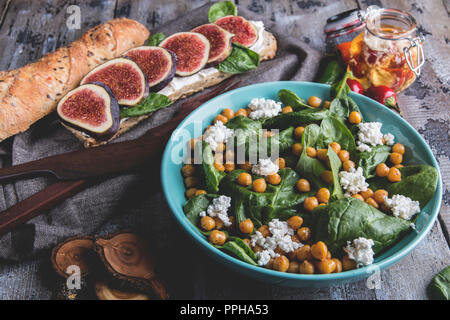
[328,146,343,200]
[312,197,411,256]
[216,240,257,265]
[228,237,258,261]
[277,89,312,110]
[226,115,262,147]
[329,96,362,123]
[220,168,313,227]
[196,141,226,193]
[145,32,166,46]
[316,115,356,154]
[120,93,172,117]
[263,108,330,130]
[183,194,218,226]
[331,71,351,99]
[208,1,237,22]
[217,43,260,74]
[357,145,391,178]
[370,165,438,208]
[428,266,450,300]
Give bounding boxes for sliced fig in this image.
[122,46,177,92]
[80,57,148,106]
[57,82,120,139]
[159,32,210,76]
[215,15,258,47]
[191,24,233,67]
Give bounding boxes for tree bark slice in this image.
[51,236,95,278]
[95,282,150,300]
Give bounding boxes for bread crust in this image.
[68,30,278,148]
[0,18,150,141]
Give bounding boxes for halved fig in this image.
[57,82,120,139]
[80,57,148,106]
[215,16,258,47]
[122,46,177,92]
[159,32,210,76]
[191,24,233,67]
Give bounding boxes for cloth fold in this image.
[0,4,320,262]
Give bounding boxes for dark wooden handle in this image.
[0,179,88,236]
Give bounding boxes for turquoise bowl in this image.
[161,81,442,287]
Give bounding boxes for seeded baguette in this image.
[0,18,150,141]
[66,30,278,147]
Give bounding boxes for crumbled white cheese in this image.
[252,158,279,176]
[357,122,384,147]
[383,133,395,146]
[344,237,375,266]
[204,195,232,226]
[202,120,234,152]
[250,219,302,266]
[339,167,369,196]
[247,98,282,120]
[356,141,373,153]
[384,194,420,220]
[410,223,416,230]
[199,211,206,217]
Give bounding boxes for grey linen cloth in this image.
[0,4,320,297]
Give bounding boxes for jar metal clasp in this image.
[404,35,425,76]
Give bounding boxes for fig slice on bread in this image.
[191,24,233,67]
[214,16,258,47]
[80,57,148,106]
[57,82,120,139]
[159,32,210,76]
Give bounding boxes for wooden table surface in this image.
[0,0,449,300]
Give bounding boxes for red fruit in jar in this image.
[346,78,364,94]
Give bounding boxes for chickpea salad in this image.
[181,72,438,275]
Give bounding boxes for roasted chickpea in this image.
[294,126,305,139]
[390,152,403,165]
[227,216,235,229]
[322,100,331,109]
[253,178,267,193]
[282,106,293,114]
[184,176,198,188]
[296,178,311,192]
[214,114,228,124]
[291,234,301,243]
[296,244,313,261]
[266,173,281,185]
[365,197,379,208]
[209,230,226,245]
[185,188,197,199]
[388,167,402,182]
[237,172,252,186]
[264,258,275,269]
[348,111,362,124]
[287,216,303,230]
[253,244,263,253]
[329,142,341,154]
[326,250,332,259]
[394,164,404,168]
[343,160,355,172]
[297,227,312,243]
[352,193,365,201]
[224,162,235,172]
[316,188,331,203]
[392,143,405,155]
[243,238,251,247]
[318,203,326,207]
[275,157,286,169]
[299,260,315,274]
[214,153,224,164]
[235,108,248,117]
[181,164,195,177]
[304,196,319,212]
[360,188,374,200]
[258,225,271,237]
[292,143,304,156]
[376,163,390,177]
[316,259,337,274]
[214,217,224,230]
[373,189,388,204]
[195,189,207,196]
[287,261,300,273]
[238,161,252,171]
[239,218,254,234]
[342,255,357,271]
[306,147,317,158]
[225,149,235,162]
[222,108,235,119]
[332,258,343,273]
[214,162,225,172]
[200,216,215,231]
[273,256,290,272]
[308,96,322,108]
[338,150,350,162]
[311,241,328,261]
[321,170,333,184]
[317,148,328,161]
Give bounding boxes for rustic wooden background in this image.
[0,0,448,300]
